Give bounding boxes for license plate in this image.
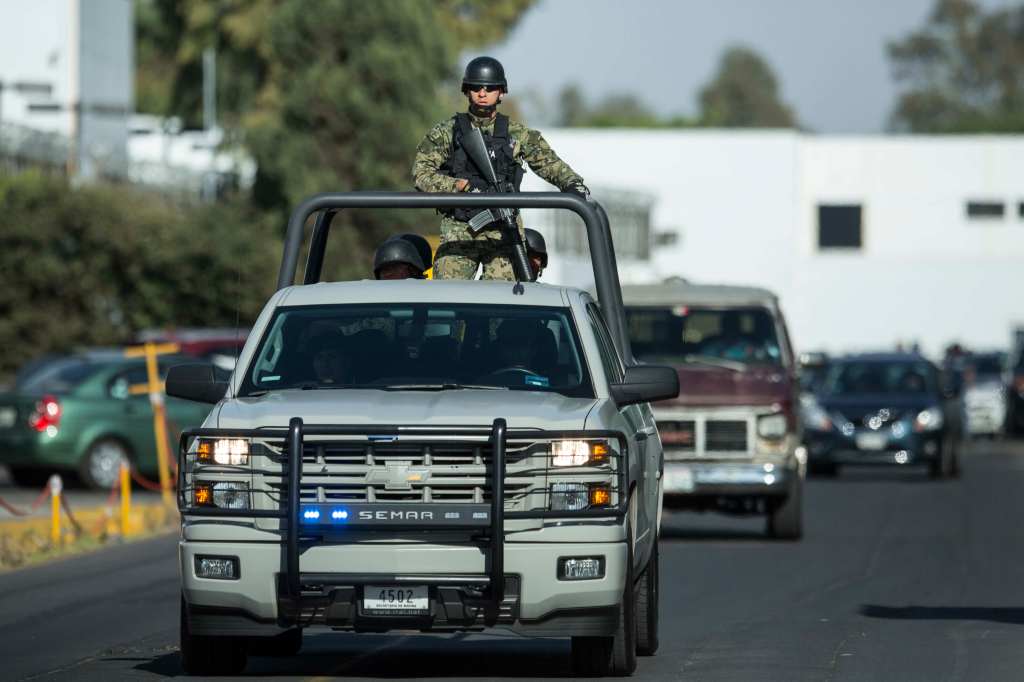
[696,467,765,485]
[363,585,429,614]
[856,432,888,451]
[0,407,15,429]
[664,466,695,492]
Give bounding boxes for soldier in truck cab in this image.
[373,236,428,280]
[412,56,588,281]
[525,228,548,279]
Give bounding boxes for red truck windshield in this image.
[626,306,783,367]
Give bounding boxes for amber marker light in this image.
[194,483,213,506]
[591,442,610,464]
[196,441,213,463]
[589,485,612,507]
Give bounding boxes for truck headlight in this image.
[550,482,613,511]
[212,482,250,510]
[914,407,944,432]
[196,438,250,465]
[757,413,788,439]
[193,481,249,509]
[550,482,588,511]
[550,440,610,467]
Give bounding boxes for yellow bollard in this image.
[120,462,132,537]
[49,474,62,546]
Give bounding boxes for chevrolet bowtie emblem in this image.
[365,462,431,490]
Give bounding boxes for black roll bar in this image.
[488,418,506,613]
[286,418,302,598]
[277,192,633,361]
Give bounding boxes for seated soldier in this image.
[373,237,427,280]
[525,228,548,280]
[309,330,352,386]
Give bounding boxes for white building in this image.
[521,130,1024,358]
[0,0,133,179]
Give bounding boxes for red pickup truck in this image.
[623,281,804,539]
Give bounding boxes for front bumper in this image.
[805,428,942,466]
[662,460,793,497]
[181,538,624,636]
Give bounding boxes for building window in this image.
[966,201,1004,219]
[818,204,862,250]
[549,189,653,260]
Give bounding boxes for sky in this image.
[486,0,1017,133]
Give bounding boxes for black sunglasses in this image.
[465,84,502,93]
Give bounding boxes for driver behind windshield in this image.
[309,330,353,385]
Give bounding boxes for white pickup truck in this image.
[167,192,679,676]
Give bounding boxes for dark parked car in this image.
[803,353,964,478]
[0,353,213,488]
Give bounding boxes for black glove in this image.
[565,182,590,199]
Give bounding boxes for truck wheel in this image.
[571,522,638,676]
[766,476,803,540]
[635,541,659,656]
[180,597,247,676]
[79,438,130,490]
[253,628,303,657]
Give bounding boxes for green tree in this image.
[887,0,1024,132]
[0,172,279,380]
[553,85,695,128]
[698,46,798,128]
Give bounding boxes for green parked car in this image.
[0,353,213,489]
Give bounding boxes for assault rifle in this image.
[461,127,534,283]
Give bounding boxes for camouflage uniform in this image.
[412,111,584,281]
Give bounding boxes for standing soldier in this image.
[413,56,588,281]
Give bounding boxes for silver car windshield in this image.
[239,303,594,398]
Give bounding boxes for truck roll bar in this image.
[278,192,633,362]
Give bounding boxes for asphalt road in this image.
[4,439,1024,681]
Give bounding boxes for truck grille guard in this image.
[178,418,627,622]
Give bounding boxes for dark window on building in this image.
[966,201,1004,219]
[818,204,862,249]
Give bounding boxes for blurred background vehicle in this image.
[0,352,213,489]
[625,281,803,539]
[803,353,964,478]
[962,351,1007,438]
[798,351,830,395]
[136,327,248,371]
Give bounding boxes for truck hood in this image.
[657,365,791,408]
[217,389,598,431]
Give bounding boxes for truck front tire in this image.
[766,476,803,540]
[571,522,638,676]
[180,598,247,676]
[635,541,659,656]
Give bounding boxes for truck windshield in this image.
[626,306,783,367]
[239,304,594,398]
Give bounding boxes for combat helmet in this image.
[525,228,548,268]
[373,238,427,280]
[462,56,508,93]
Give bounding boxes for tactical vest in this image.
[439,113,524,222]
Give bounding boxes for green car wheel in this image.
[79,438,131,490]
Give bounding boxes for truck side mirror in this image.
[610,365,680,407]
[166,363,228,404]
